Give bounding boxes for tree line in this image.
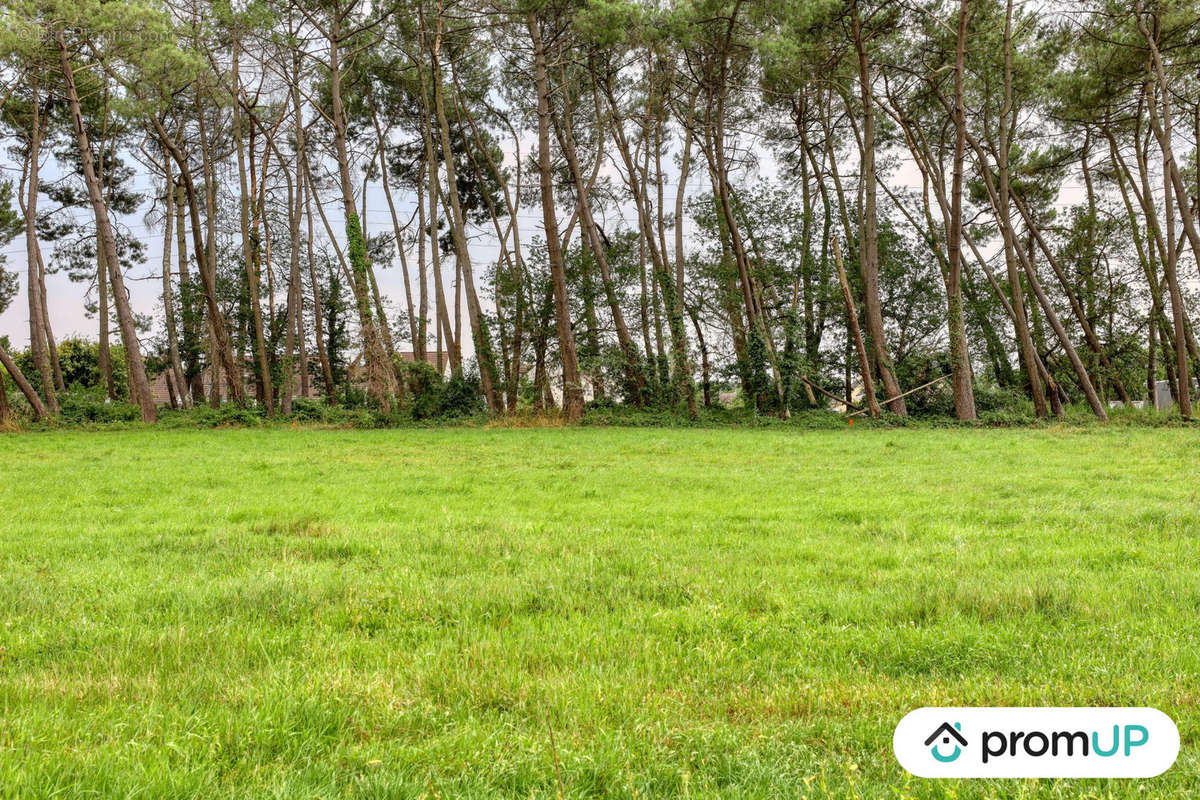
[0,0,1197,424]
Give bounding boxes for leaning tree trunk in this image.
[1137,11,1196,417]
[1011,194,1129,405]
[834,238,880,417]
[642,87,696,416]
[372,105,419,354]
[151,115,244,405]
[174,179,204,404]
[557,88,648,404]
[963,122,1107,420]
[22,81,57,413]
[431,18,502,412]
[197,98,244,404]
[0,343,48,421]
[1138,5,1200,288]
[36,246,64,394]
[57,28,156,422]
[414,34,459,373]
[299,156,336,402]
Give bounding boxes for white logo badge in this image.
[894,707,1179,778]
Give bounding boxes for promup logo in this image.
[894,708,1179,778]
[924,722,967,763]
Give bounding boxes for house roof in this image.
[396,351,450,365]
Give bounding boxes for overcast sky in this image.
[0,135,711,356]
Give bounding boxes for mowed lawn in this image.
[1,427,1198,798]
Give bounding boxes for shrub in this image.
[341,385,369,408]
[972,385,1029,415]
[400,360,444,419]
[57,389,140,423]
[56,338,129,398]
[182,404,267,428]
[438,374,485,418]
[396,360,485,419]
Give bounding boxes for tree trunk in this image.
[1017,231,1108,419]
[279,111,303,415]
[1011,193,1130,405]
[0,343,48,421]
[431,15,502,412]
[37,245,64,394]
[998,0,1046,416]
[232,42,274,415]
[0,359,9,424]
[300,154,336,401]
[160,155,188,408]
[57,28,156,422]
[946,0,976,420]
[686,305,712,407]
[834,237,880,417]
[1138,4,1200,287]
[963,120,1106,419]
[328,10,396,412]
[849,0,905,415]
[529,12,584,421]
[962,230,1058,414]
[416,162,429,362]
[21,81,57,413]
[556,86,647,404]
[174,179,204,404]
[414,32,459,374]
[151,115,244,405]
[372,104,419,353]
[95,101,116,402]
[1143,79,1188,416]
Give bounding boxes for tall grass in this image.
[0,427,1196,797]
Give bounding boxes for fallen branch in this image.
[849,374,952,417]
[801,375,863,412]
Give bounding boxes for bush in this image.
[182,404,267,428]
[972,385,1028,415]
[401,360,444,419]
[57,338,129,396]
[57,389,141,424]
[438,374,485,418]
[290,397,333,422]
[340,385,369,408]
[397,360,484,420]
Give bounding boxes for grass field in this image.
[1,426,1198,798]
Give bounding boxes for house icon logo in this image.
[924,722,967,763]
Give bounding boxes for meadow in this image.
[0,426,1197,798]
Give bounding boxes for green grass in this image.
[0,426,1197,798]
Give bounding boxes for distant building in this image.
[347,351,451,384]
[395,351,451,375]
[148,361,271,407]
[1137,379,1198,411]
[1155,380,1174,411]
[148,370,180,407]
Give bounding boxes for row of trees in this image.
[0,0,1198,424]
